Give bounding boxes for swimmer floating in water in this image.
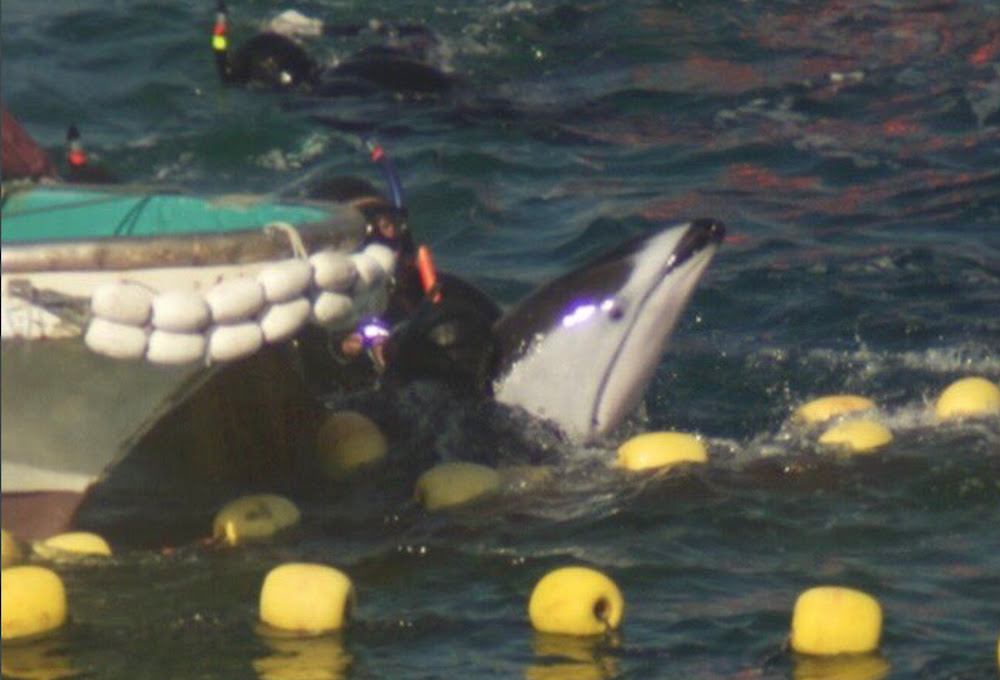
[210,1,456,96]
[65,124,118,184]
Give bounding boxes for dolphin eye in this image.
[601,297,625,321]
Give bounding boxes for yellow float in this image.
[259,563,355,635]
[213,494,301,546]
[934,376,1000,421]
[528,566,624,636]
[34,532,112,560]
[1,566,68,641]
[316,410,388,479]
[818,420,893,454]
[790,586,882,655]
[794,395,876,425]
[414,462,502,510]
[616,431,707,471]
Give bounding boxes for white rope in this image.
[264,221,309,260]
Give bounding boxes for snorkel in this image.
[212,1,233,83]
[365,138,405,210]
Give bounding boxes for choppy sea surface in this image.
[3,0,1000,678]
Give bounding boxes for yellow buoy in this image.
[792,653,890,680]
[794,395,876,425]
[818,420,893,454]
[1,566,68,641]
[528,566,624,636]
[34,532,112,560]
[316,410,388,479]
[790,586,882,655]
[934,376,1000,421]
[2,529,23,568]
[259,563,355,635]
[213,494,301,546]
[414,462,502,510]
[616,432,708,471]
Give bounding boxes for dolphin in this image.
[383,218,726,443]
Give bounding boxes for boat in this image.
[1,183,396,538]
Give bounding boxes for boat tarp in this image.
[1,186,333,244]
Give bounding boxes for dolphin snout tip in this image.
[690,217,726,244]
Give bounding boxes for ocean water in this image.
[2,0,1000,678]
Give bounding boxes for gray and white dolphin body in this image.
[492,218,725,443]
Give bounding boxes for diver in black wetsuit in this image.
[306,141,500,395]
[210,1,456,96]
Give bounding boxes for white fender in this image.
[311,291,355,330]
[151,291,211,333]
[257,259,313,303]
[84,318,148,360]
[310,250,358,293]
[146,329,207,365]
[91,282,152,326]
[259,298,311,344]
[350,251,386,290]
[206,278,266,324]
[363,243,396,276]
[208,323,264,362]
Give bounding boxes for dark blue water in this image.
[3,0,999,678]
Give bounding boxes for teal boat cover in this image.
[2,186,333,244]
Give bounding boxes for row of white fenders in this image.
[1,239,396,365]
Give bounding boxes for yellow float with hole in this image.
[528,567,624,636]
[934,376,1000,421]
[259,563,355,635]
[316,410,388,479]
[2,529,22,568]
[794,395,876,425]
[213,494,301,546]
[1,566,68,641]
[34,532,112,560]
[414,462,502,510]
[818,420,893,454]
[616,431,708,471]
[790,586,882,656]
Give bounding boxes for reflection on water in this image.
[524,632,619,680]
[0,635,80,680]
[792,652,891,680]
[252,632,352,680]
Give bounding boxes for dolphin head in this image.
[492,218,725,442]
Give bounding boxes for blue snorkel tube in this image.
[364,138,405,209]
